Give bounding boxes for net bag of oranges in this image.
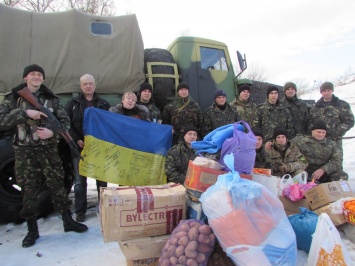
[200,154,297,266]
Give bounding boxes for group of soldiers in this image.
[0,63,354,249]
[163,79,354,187]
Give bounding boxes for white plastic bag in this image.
[279,174,294,196]
[307,213,352,266]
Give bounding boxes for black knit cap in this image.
[139,82,153,93]
[177,82,189,92]
[283,82,297,92]
[23,64,45,79]
[252,128,264,140]
[214,89,227,99]
[320,81,334,92]
[311,120,327,131]
[272,127,287,139]
[267,86,278,97]
[238,84,251,94]
[182,126,198,137]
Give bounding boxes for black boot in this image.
[61,209,88,233]
[22,218,39,248]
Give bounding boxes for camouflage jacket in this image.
[137,98,162,123]
[0,83,70,146]
[291,135,342,175]
[308,95,354,141]
[165,143,197,184]
[201,102,239,137]
[252,100,294,141]
[162,96,203,138]
[109,103,151,121]
[264,141,308,177]
[280,96,309,136]
[230,97,256,126]
[254,146,271,169]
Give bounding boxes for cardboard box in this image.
[185,160,226,199]
[304,180,355,210]
[100,183,186,242]
[186,194,207,221]
[118,235,169,260]
[278,195,310,213]
[313,204,346,226]
[127,258,159,266]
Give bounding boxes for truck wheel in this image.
[144,48,177,112]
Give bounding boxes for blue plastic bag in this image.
[288,207,318,253]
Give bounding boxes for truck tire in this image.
[0,137,73,224]
[144,48,177,112]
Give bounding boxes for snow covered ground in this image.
[1,82,355,266]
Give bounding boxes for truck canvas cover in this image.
[0,4,145,94]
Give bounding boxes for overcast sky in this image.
[114,0,355,87]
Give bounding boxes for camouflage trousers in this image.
[305,166,348,183]
[14,144,71,219]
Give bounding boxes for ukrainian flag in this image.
[79,108,172,185]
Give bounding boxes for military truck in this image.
[0,4,249,223]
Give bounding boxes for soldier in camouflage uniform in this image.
[165,126,198,184]
[252,86,294,141]
[230,84,256,126]
[136,82,162,123]
[291,120,348,183]
[0,64,87,248]
[265,127,308,177]
[201,89,239,138]
[308,81,354,155]
[280,82,309,136]
[162,82,203,145]
[253,129,271,169]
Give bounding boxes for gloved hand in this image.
[279,164,289,175]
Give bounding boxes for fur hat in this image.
[23,64,45,79]
[238,84,251,94]
[214,89,227,99]
[283,82,297,92]
[177,82,189,92]
[182,126,198,137]
[139,83,153,94]
[252,128,264,139]
[320,81,334,92]
[272,127,287,139]
[267,86,279,97]
[311,120,327,131]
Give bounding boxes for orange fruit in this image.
[349,205,355,212]
[344,201,352,209]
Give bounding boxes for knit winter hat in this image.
[320,81,334,92]
[267,86,279,97]
[252,128,264,140]
[238,84,251,94]
[214,89,227,100]
[272,127,287,139]
[283,82,297,92]
[311,120,327,131]
[139,82,153,94]
[177,82,189,92]
[23,64,45,79]
[182,126,198,137]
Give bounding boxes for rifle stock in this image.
[17,87,84,160]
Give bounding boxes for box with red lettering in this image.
[100,183,186,242]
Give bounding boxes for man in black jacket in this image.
[65,74,111,222]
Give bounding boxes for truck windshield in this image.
[200,47,228,71]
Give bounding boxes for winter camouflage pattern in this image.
[162,97,203,144]
[137,99,162,123]
[264,141,308,177]
[280,97,309,136]
[201,102,239,137]
[229,97,256,126]
[252,100,294,141]
[165,143,197,184]
[14,145,71,218]
[309,95,354,141]
[291,135,348,182]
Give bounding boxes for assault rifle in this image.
[17,87,84,160]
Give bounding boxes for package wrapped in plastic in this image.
[200,154,297,266]
[158,219,215,266]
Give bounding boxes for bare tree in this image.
[240,62,268,82]
[334,67,355,86]
[288,77,312,97]
[67,0,115,16]
[4,0,61,12]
